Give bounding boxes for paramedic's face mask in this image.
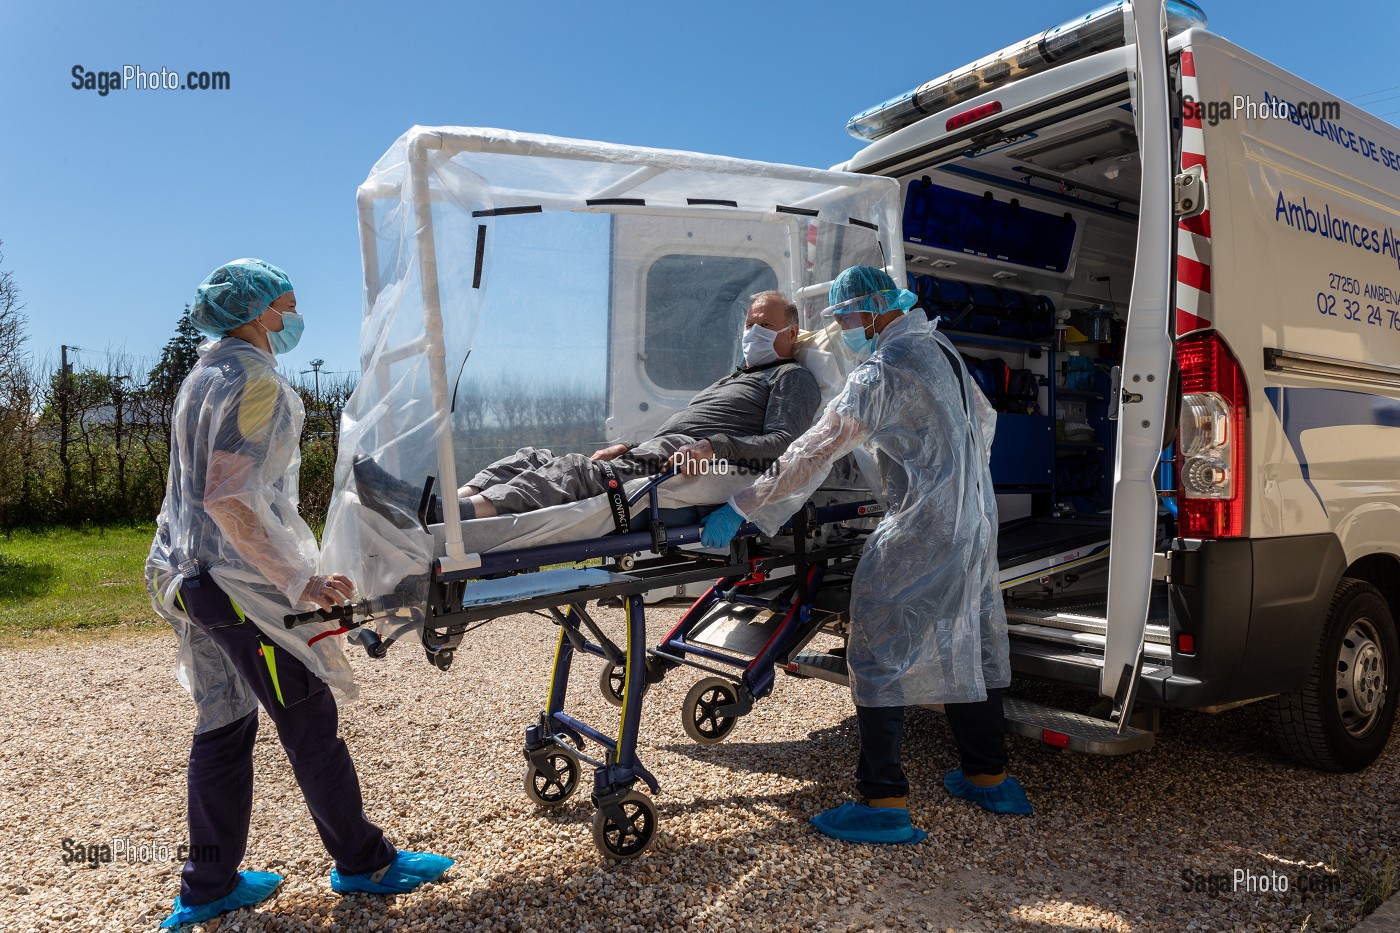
[256,293,303,355]
[824,296,878,359]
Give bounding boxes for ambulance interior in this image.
[879,90,1176,661]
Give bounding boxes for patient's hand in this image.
[667,440,715,476]
[590,443,629,462]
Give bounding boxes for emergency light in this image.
[845,0,1207,141]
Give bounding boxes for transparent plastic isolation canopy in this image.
[319,127,902,619]
[846,0,1207,141]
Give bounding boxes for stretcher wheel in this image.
[683,677,740,745]
[523,750,580,807]
[599,662,650,708]
[600,662,626,707]
[591,791,656,860]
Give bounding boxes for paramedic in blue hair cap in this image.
[144,259,452,927]
[702,264,1031,844]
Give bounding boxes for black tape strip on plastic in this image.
[776,205,819,216]
[687,198,739,207]
[847,217,878,230]
[586,198,646,206]
[470,205,543,217]
[472,225,486,289]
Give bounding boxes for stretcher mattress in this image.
[424,467,756,557]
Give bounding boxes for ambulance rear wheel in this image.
[590,791,656,860]
[683,677,740,744]
[523,750,580,807]
[1269,578,1398,772]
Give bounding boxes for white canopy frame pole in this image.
[356,185,389,312]
[356,184,401,443]
[407,132,469,570]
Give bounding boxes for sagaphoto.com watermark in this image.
[1179,866,1342,900]
[61,836,219,868]
[71,64,230,97]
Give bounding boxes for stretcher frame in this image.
[289,468,875,859]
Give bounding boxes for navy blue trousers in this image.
[855,689,1008,799]
[178,574,395,904]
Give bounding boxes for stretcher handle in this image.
[282,604,355,629]
[626,468,678,508]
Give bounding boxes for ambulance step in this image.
[1000,696,1155,755]
[1005,602,1171,645]
[790,649,1152,754]
[786,649,849,686]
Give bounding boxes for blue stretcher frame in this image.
[286,471,875,858]
[430,472,873,858]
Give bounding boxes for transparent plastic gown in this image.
[146,339,354,733]
[732,314,1009,706]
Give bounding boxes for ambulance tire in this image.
[1269,578,1398,772]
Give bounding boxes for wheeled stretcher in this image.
[288,469,875,859]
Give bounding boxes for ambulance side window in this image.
[643,255,778,390]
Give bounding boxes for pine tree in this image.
[147,306,201,395]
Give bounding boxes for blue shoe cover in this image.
[330,850,454,895]
[810,801,927,845]
[160,870,282,928]
[943,770,1034,814]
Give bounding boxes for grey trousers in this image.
[466,435,695,515]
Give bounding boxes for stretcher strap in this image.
[596,461,631,535]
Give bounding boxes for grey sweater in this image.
[654,359,821,465]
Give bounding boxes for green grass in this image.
[0,525,161,638]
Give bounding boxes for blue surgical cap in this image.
[829,265,917,316]
[191,258,293,338]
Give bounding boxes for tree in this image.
[147,307,201,397]
[0,243,30,520]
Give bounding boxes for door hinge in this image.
[1174,165,1207,218]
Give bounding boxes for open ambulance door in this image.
[1101,0,1177,718]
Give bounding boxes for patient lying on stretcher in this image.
[354,291,821,528]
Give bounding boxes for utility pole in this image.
[302,358,324,407]
[59,345,73,511]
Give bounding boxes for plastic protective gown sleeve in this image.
[739,316,1009,707]
[729,407,869,536]
[145,339,356,717]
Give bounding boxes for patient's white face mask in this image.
[741,324,782,368]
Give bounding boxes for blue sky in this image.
[2,0,1397,382]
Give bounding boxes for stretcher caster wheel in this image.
[600,662,650,708]
[600,662,626,708]
[591,791,656,860]
[683,677,740,744]
[523,750,580,807]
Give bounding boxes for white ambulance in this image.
[788,0,1400,771]
[341,0,1400,774]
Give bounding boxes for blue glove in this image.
[701,503,746,548]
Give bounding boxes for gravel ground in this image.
[2,609,1397,933]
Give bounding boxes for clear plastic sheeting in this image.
[731,314,1009,706]
[146,339,355,730]
[321,127,902,623]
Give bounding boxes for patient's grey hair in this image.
[750,290,800,329]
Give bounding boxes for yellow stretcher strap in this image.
[259,642,286,706]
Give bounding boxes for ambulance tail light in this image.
[846,0,1207,142]
[1175,332,1247,538]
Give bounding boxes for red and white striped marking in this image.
[1176,49,1213,336]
